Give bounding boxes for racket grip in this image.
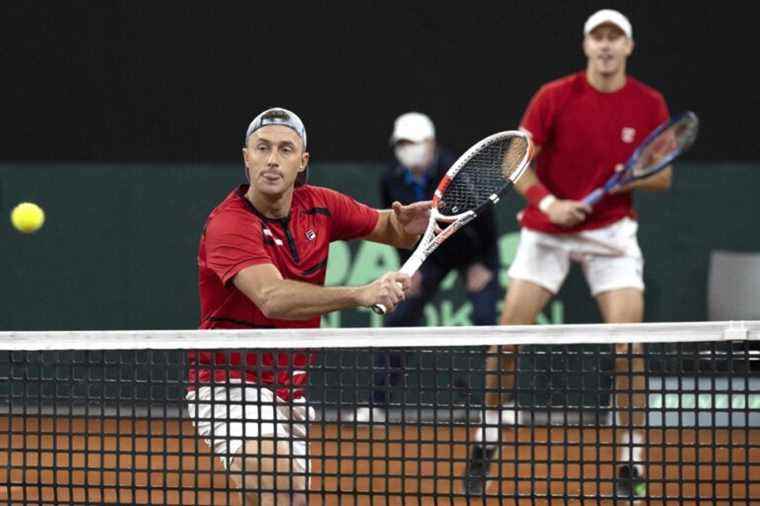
[583,188,605,206]
[369,280,407,315]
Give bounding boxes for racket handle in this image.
[583,188,605,206]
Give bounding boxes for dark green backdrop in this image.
[1,162,757,331]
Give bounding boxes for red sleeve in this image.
[320,188,380,241]
[205,210,273,285]
[520,84,554,147]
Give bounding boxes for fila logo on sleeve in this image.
[621,127,636,144]
[305,230,316,241]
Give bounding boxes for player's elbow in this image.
[258,299,280,319]
[258,297,291,320]
[259,302,295,320]
[252,285,287,319]
[259,296,310,320]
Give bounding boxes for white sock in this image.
[475,410,500,446]
[620,431,644,468]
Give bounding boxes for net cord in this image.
[0,320,757,351]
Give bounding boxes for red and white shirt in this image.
[519,72,669,233]
[189,184,379,400]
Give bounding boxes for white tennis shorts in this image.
[186,383,314,472]
[507,217,644,295]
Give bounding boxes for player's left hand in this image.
[392,200,431,235]
[609,164,638,194]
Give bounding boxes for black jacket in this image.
[379,147,499,270]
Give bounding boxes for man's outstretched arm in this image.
[233,263,411,320]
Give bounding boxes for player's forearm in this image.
[514,167,540,196]
[258,279,364,320]
[515,168,558,213]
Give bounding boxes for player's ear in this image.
[242,147,251,182]
[625,37,635,56]
[300,151,310,171]
[582,36,591,58]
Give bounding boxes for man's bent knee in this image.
[230,440,308,496]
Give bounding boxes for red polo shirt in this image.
[190,184,379,400]
[519,72,669,233]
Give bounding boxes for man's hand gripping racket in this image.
[582,111,699,206]
[371,130,532,314]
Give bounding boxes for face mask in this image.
[395,143,429,168]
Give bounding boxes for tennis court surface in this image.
[2,322,759,504]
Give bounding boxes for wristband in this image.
[524,183,551,207]
[538,195,557,214]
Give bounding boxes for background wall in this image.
[1,1,757,165]
[1,162,756,331]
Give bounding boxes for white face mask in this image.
[395,143,429,169]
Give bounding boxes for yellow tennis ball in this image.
[11,202,45,234]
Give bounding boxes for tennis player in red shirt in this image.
[467,10,671,498]
[187,107,430,506]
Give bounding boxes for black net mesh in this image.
[1,331,759,504]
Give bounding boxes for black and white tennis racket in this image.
[582,111,699,206]
[372,130,532,314]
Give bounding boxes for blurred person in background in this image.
[465,10,671,499]
[346,112,501,423]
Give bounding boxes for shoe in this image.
[615,463,646,498]
[463,445,497,495]
[343,407,386,423]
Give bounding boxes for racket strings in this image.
[633,116,698,177]
[438,136,528,216]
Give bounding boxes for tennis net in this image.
[1,321,759,504]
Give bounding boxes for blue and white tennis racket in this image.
[582,111,699,206]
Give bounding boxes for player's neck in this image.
[245,186,293,219]
[585,68,627,93]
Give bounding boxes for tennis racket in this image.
[371,130,532,314]
[582,111,699,206]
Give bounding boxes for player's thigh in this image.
[596,288,644,324]
[506,228,570,310]
[230,398,311,492]
[596,287,644,357]
[232,438,308,492]
[501,278,554,325]
[187,384,278,468]
[582,219,644,298]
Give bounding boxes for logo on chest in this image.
[621,127,636,144]
[305,229,317,241]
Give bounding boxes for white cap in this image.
[246,107,307,148]
[245,107,309,186]
[583,9,632,38]
[390,112,436,144]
